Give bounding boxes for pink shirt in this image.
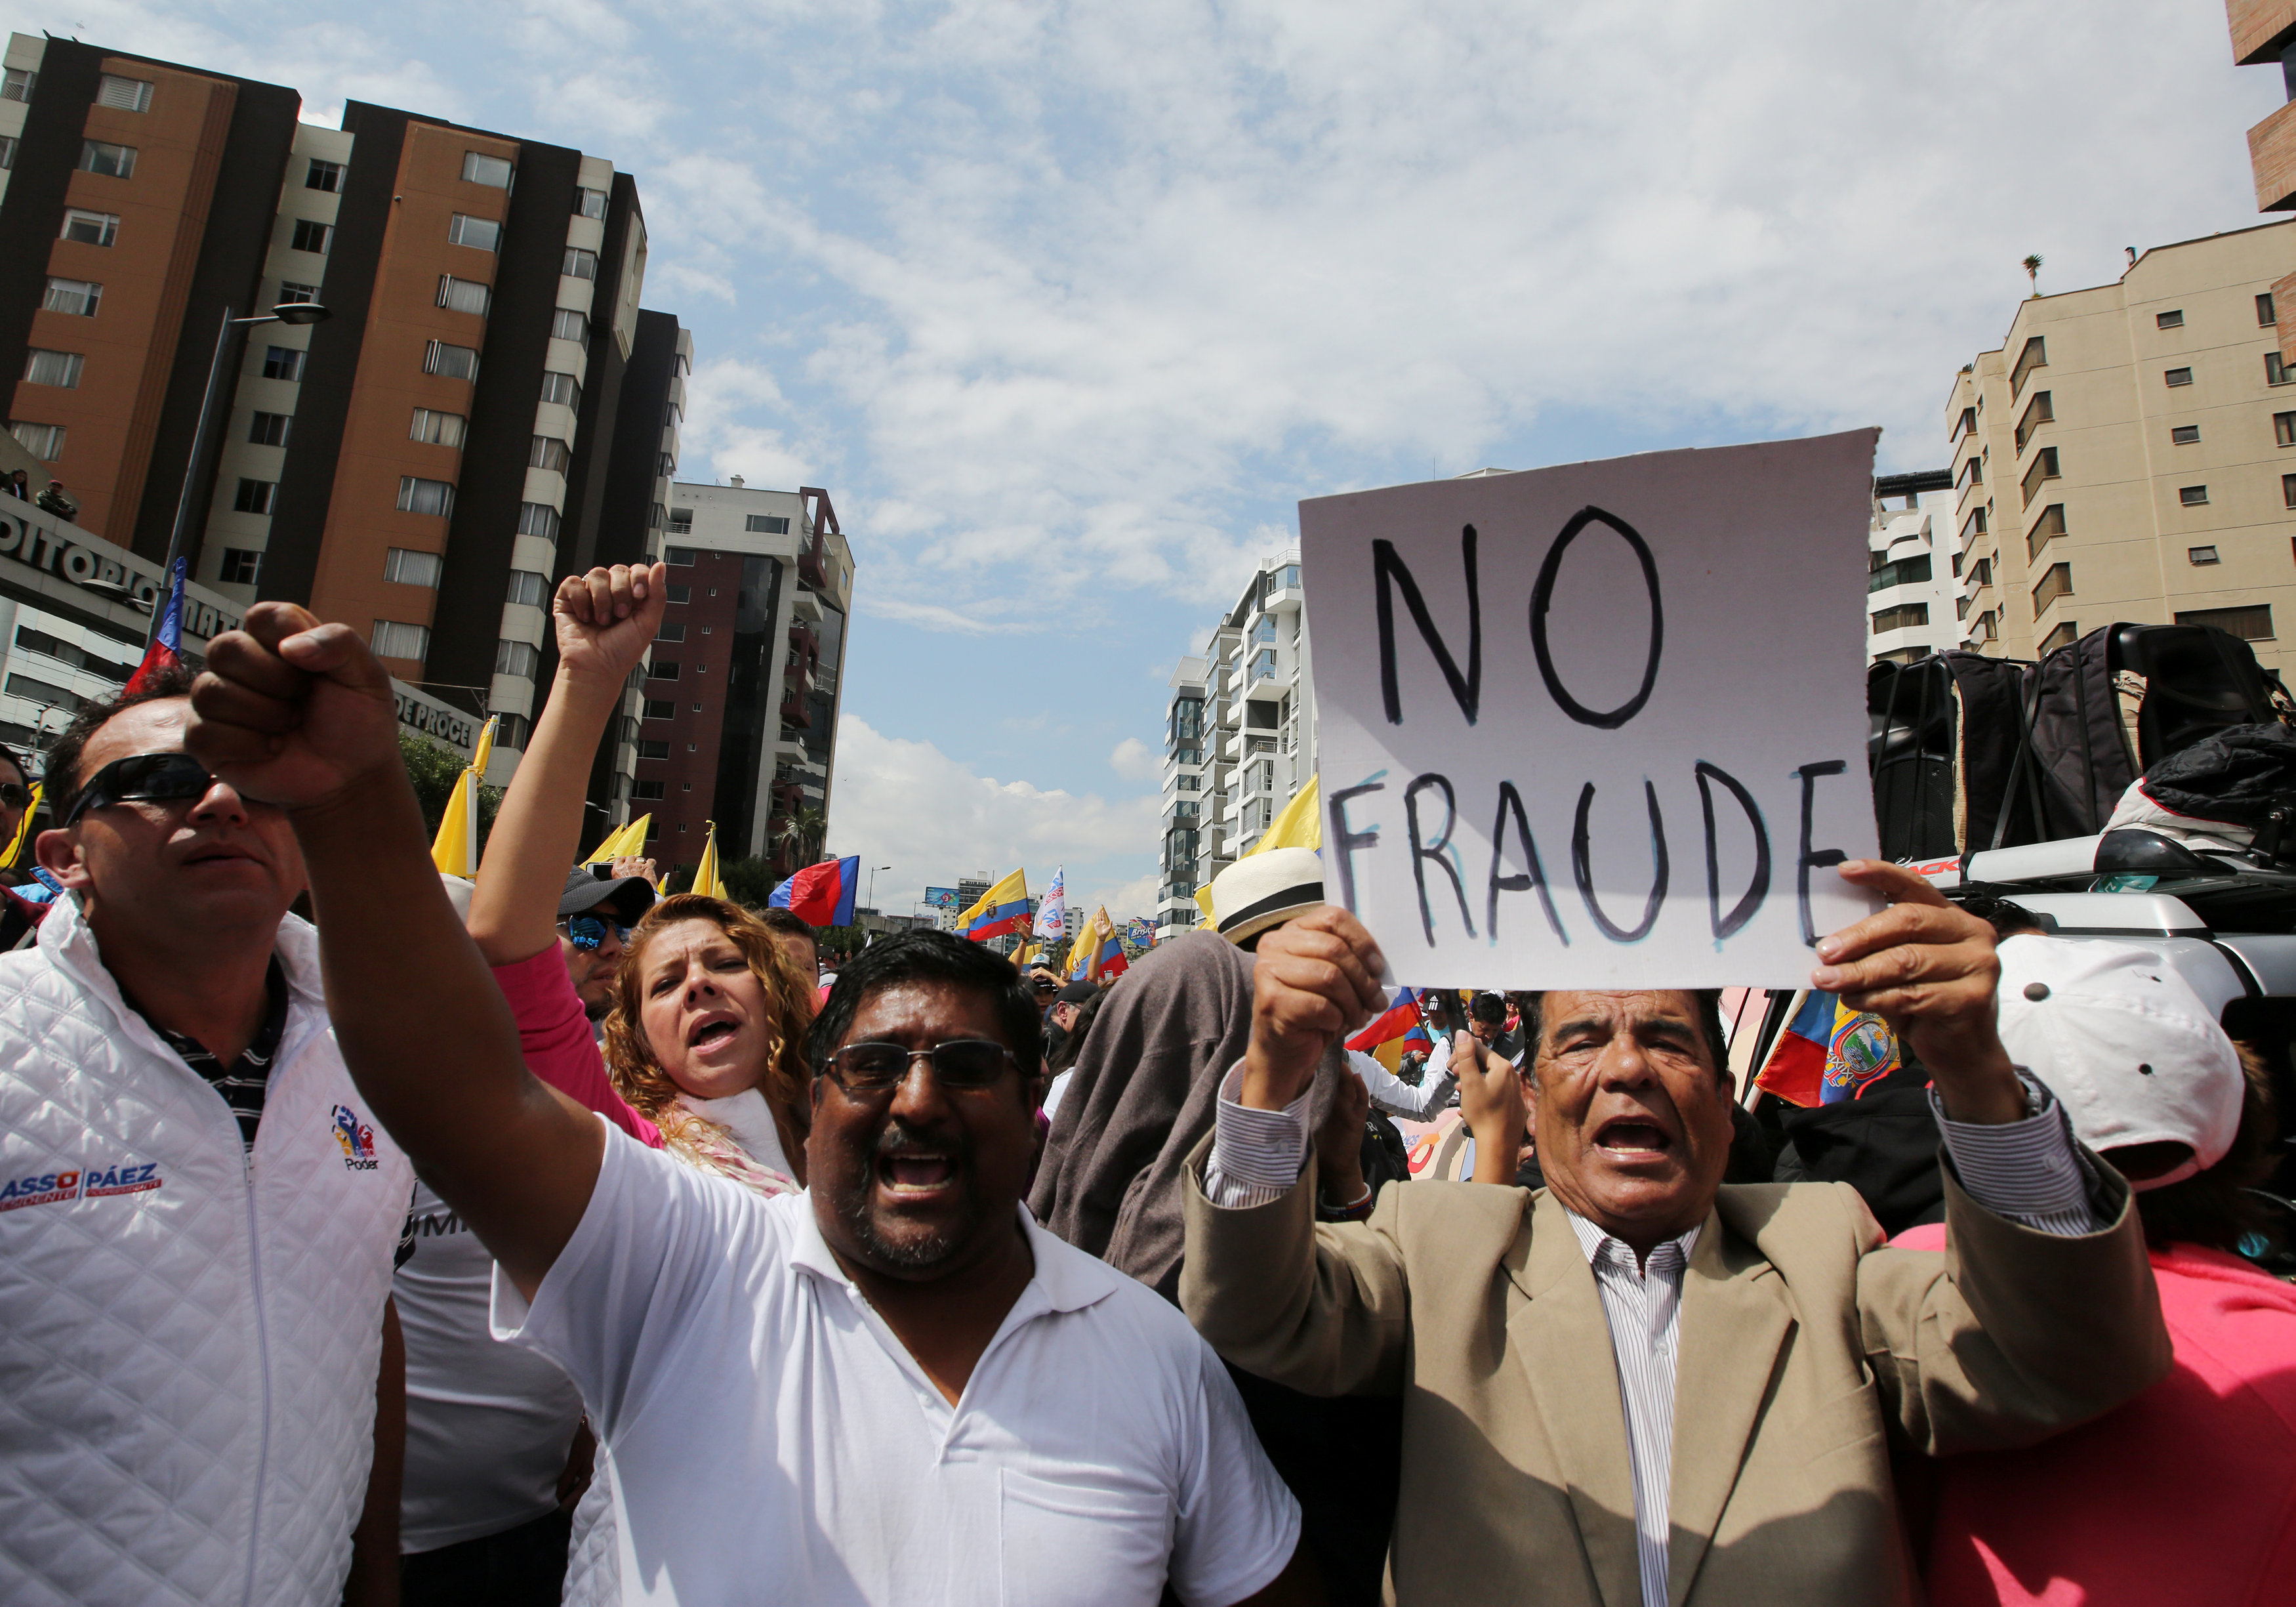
[1895,1221,2296,1605]
[491,947,661,1149]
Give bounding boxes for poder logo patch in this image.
[332,1105,379,1171]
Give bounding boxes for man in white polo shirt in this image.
[178,569,1311,1607]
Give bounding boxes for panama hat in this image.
[1208,847,1325,946]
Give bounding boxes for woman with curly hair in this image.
[598,892,813,1193]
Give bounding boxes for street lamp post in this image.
[867,864,892,912]
[154,301,331,646]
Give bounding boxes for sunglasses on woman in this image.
[60,753,216,827]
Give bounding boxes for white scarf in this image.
[673,1085,796,1182]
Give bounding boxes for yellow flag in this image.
[955,869,1029,941]
[692,820,727,900]
[428,717,497,878]
[0,781,39,869]
[585,814,651,865]
[1249,774,1321,856]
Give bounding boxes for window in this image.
[2156,309,2184,329]
[2,68,36,101]
[276,280,319,305]
[1956,453,1982,490]
[233,478,276,515]
[2272,354,2293,386]
[1870,603,1929,633]
[517,502,560,541]
[248,411,290,446]
[655,623,686,642]
[423,341,480,381]
[1969,556,1991,589]
[0,136,17,169]
[289,218,331,253]
[636,740,670,760]
[659,450,676,477]
[491,713,532,750]
[2263,293,2279,327]
[2280,411,2296,448]
[436,274,490,316]
[2015,390,2052,451]
[664,545,696,566]
[648,660,680,680]
[96,75,152,112]
[305,157,343,192]
[383,548,443,587]
[649,503,666,530]
[2039,621,2080,654]
[707,587,718,597]
[562,247,598,280]
[666,585,691,604]
[2180,485,2210,507]
[2171,424,2201,444]
[528,435,571,474]
[1866,553,1932,593]
[2189,545,2221,566]
[461,151,514,188]
[2177,604,2275,640]
[79,140,134,178]
[2286,472,2296,509]
[505,570,548,607]
[408,407,466,448]
[668,509,693,533]
[538,371,581,409]
[2032,562,2074,612]
[642,699,675,720]
[1959,506,1988,545]
[2028,503,2066,560]
[575,186,607,220]
[371,620,430,660]
[2165,365,2194,387]
[61,209,118,247]
[2010,335,2047,398]
[1953,405,1977,442]
[396,476,455,517]
[263,346,304,382]
[494,639,540,678]
[632,780,666,801]
[745,514,791,534]
[219,548,262,584]
[1176,774,1199,791]
[446,213,501,251]
[9,422,64,461]
[23,350,82,388]
[2020,446,2060,507]
[550,308,587,343]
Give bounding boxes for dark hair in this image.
[1044,987,1107,1076]
[806,929,1044,1081]
[43,663,200,821]
[1517,989,1732,1083]
[2133,1041,2280,1256]
[754,907,819,950]
[1471,991,1508,1027]
[1956,894,2049,942]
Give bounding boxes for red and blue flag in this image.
[769,854,859,928]
[123,558,186,695]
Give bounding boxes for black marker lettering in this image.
[1694,760,1770,940]
[1529,505,1664,730]
[1326,777,1386,911]
[1403,773,1475,944]
[1792,760,1850,946]
[1374,526,1481,726]
[1487,780,1569,945]
[1572,780,1669,943]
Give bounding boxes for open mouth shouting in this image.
[686,1012,741,1053]
[1591,1113,1678,1165]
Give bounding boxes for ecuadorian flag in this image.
[1753,991,1900,1108]
[960,869,1031,943]
[1091,907,1127,980]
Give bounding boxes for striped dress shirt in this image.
[1206,1066,2102,1607]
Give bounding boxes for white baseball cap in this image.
[1994,934,2243,1191]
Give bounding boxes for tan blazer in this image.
[1180,1141,2170,1606]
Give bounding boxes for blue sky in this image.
[15,0,2284,919]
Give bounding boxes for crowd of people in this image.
[1,559,2291,1606]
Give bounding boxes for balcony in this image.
[789,587,823,623]
[789,621,818,657]
[2251,94,2296,211]
[779,687,811,728]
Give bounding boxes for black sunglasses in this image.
[61,753,216,827]
[823,1039,1017,1095]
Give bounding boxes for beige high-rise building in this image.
[1947,220,2296,678]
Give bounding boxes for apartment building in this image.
[1946,221,2296,677]
[643,478,853,877]
[0,32,687,804]
[1155,553,1314,938]
[2230,1,2296,362]
[1867,472,1963,664]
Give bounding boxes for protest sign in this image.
[1301,429,1882,990]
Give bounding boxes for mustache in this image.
[871,1114,973,1165]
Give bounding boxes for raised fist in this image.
[186,602,403,813]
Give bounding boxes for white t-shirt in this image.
[494,1121,1300,1606]
[394,1179,585,1552]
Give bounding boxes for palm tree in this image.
[773,805,828,867]
[2022,253,2044,297]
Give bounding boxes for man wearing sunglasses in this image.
[0,665,413,1607]
[556,862,654,1020]
[176,583,1318,1607]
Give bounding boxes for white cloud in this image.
[1108,736,1158,781]
[823,715,1159,911]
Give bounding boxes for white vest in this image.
[0,894,413,1606]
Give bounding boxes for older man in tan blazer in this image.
[1181,860,2171,1607]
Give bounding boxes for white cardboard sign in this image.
[1300,430,1883,989]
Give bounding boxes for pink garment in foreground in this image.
[1894,1221,2296,1606]
[492,946,661,1148]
